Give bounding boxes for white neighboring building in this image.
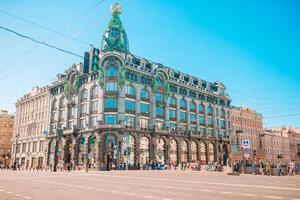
[11,86,50,169]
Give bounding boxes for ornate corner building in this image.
[43,3,232,171]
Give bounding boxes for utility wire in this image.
[0,26,83,58]
[0,9,91,46]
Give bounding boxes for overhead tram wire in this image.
[0,0,134,81]
[0,1,106,72]
[0,26,83,58]
[0,9,90,46]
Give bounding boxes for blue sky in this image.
[0,0,299,127]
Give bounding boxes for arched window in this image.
[155,138,165,164]
[181,140,188,163]
[180,99,186,110]
[139,137,150,165]
[199,104,205,114]
[170,139,178,165]
[140,89,149,100]
[52,99,57,111]
[190,101,196,112]
[59,97,65,109]
[207,106,213,116]
[191,141,198,162]
[107,65,118,78]
[156,76,164,89]
[126,85,135,97]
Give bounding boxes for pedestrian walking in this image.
[259,161,264,175]
[277,162,284,176]
[288,160,295,176]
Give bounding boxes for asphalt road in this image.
[0,170,299,200]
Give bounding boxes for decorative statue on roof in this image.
[101,3,129,53]
[64,81,70,97]
[73,76,80,95]
[165,81,171,98]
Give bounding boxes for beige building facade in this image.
[0,110,14,168]
[230,106,263,163]
[11,86,50,169]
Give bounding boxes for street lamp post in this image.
[13,132,19,170]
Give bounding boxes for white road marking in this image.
[23,196,32,199]
[125,192,135,196]
[143,195,155,199]
[15,193,22,196]
[0,189,4,192]
[6,191,12,194]
[220,191,232,195]
[241,193,256,197]
[109,190,119,194]
[101,174,300,191]
[265,196,283,199]
[197,189,212,193]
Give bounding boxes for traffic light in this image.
[253,150,257,156]
[80,137,85,145]
[92,48,100,72]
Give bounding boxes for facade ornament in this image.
[73,76,80,96]
[165,81,171,98]
[151,77,158,94]
[118,66,126,87]
[97,67,105,88]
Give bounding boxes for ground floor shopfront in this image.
[46,128,230,171]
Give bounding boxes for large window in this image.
[190,114,196,123]
[125,100,135,111]
[91,101,98,114]
[80,90,88,102]
[140,103,149,114]
[207,106,213,116]
[199,104,205,114]
[140,89,149,100]
[208,117,213,126]
[180,112,186,122]
[105,98,117,109]
[107,65,118,77]
[140,118,149,129]
[80,104,87,116]
[190,102,196,112]
[90,116,97,127]
[104,115,117,124]
[157,77,164,89]
[126,85,136,97]
[156,106,164,118]
[106,82,117,92]
[199,115,205,126]
[180,99,186,110]
[91,86,99,99]
[169,97,176,107]
[156,93,164,103]
[220,120,226,129]
[169,109,176,120]
[125,115,135,127]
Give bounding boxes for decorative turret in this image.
[101,3,129,53]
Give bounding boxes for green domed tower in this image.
[101,3,129,53]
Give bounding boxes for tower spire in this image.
[101,3,129,53]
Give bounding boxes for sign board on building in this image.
[243,148,250,158]
[242,140,250,148]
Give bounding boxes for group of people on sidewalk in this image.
[228,159,298,176]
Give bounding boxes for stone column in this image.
[134,134,140,168]
[186,98,191,131]
[150,92,156,129]
[165,138,170,164]
[135,86,141,129]
[165,96,170,128]
[84,134,90,170]
[118,84,125,127]
[95,134,101,170]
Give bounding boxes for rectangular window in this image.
[91,101,98,114]
[170,85,177,93]
[220,120,225,128]
[156,106,164,118]
[80,104,87,116]
[180,112,186,122]
[156,121,164,130]
[104,115,117,125]
[80,118,87,128]
[156,93,163,102]
[140,103,149,114]
[199,115,205,126]
[208,118,213,126]
[190,114,196,123]
[189,91,196,98]
[105,99,117,109]
[169,123,176,129]
[169,109,176,120]
[179,88,187,95]
[140,118,149,129]
[39,141,43,152]
[125,115,135,127]
[90,116,97,127]
[106,82,118,92]
[125,100,135,111]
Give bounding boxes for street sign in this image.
[243,148,250,158]
[242,140,250,148]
